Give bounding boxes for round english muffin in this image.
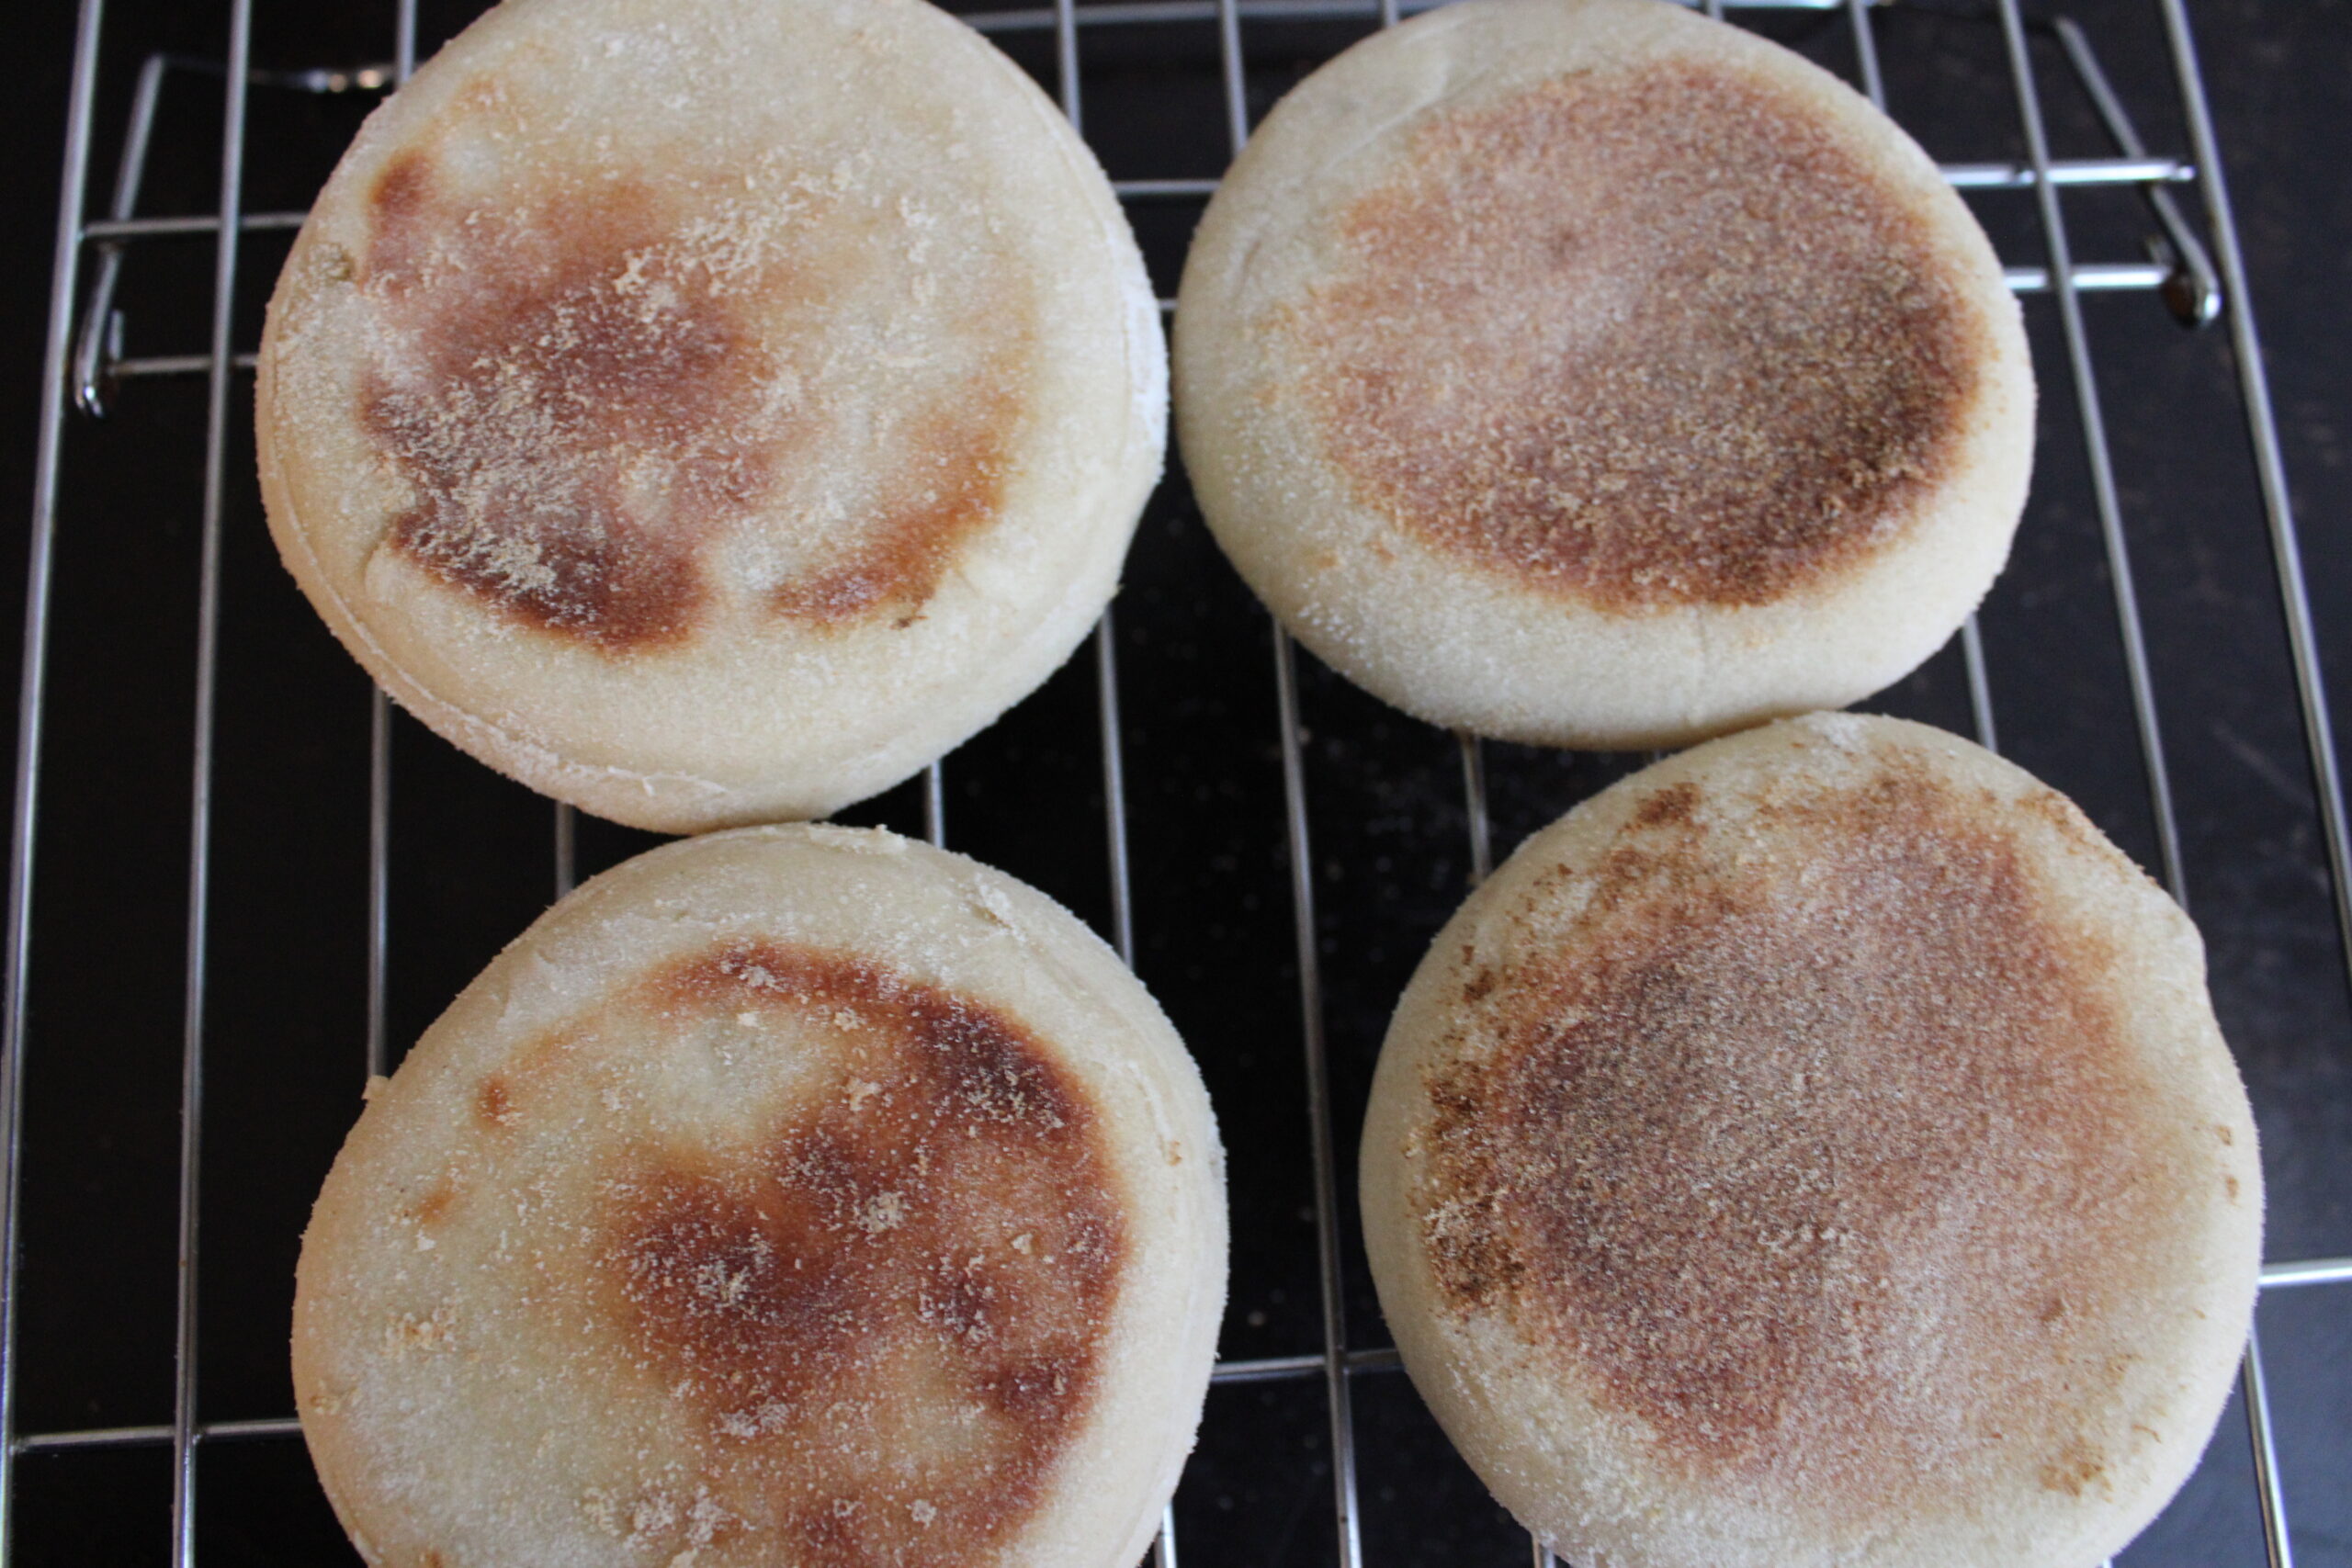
[294,826,1225,1568]
[1174,0,2033,748]
[1360,714,2260,1568]
[259,0,1165,833]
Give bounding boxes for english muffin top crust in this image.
[299,828,1223,1568]
[1414,750,2240,1512]
[355,131,1036,653]
[357,936,1125,1568]
[594,942,1123,1565]
[258,0,1166,829]
[1288,58,1986,612]
[1364,719,2260,1563]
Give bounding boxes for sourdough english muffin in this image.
[294,827,1224,1568]
[259,0,1164,832]
[1361,715,2260,1568]
[1174,0,2033,748]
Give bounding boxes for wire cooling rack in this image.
[6,0,2349,1563]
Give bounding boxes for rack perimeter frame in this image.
[6,0,2350,1566]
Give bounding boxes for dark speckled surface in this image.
[0,1,2346,1564]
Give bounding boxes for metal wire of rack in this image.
[6,0,2350,1564]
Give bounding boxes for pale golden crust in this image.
[1175,0,2034,748]
[1362,716,2261,1568]
[295,828,1225,1568]
[260,0,1165,831]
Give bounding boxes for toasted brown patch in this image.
[473,1076,513,1130]
[411,1179,458,1227]
[1631,780,1704,829]
[588,941,1125,1568]
[763,387,1023,630]
[2040,1441,2109,1498]
[1422,761,2195,1505]
[356,146,1030,651]
[1289,61,1984,612]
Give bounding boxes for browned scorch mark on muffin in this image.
[1421,761,2192,1506]
[592,941,1125,1568]
[1289,61,1987,612]
[763,385,1023,629]
[473,1075,514,1129]
[358,149,1032,651]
